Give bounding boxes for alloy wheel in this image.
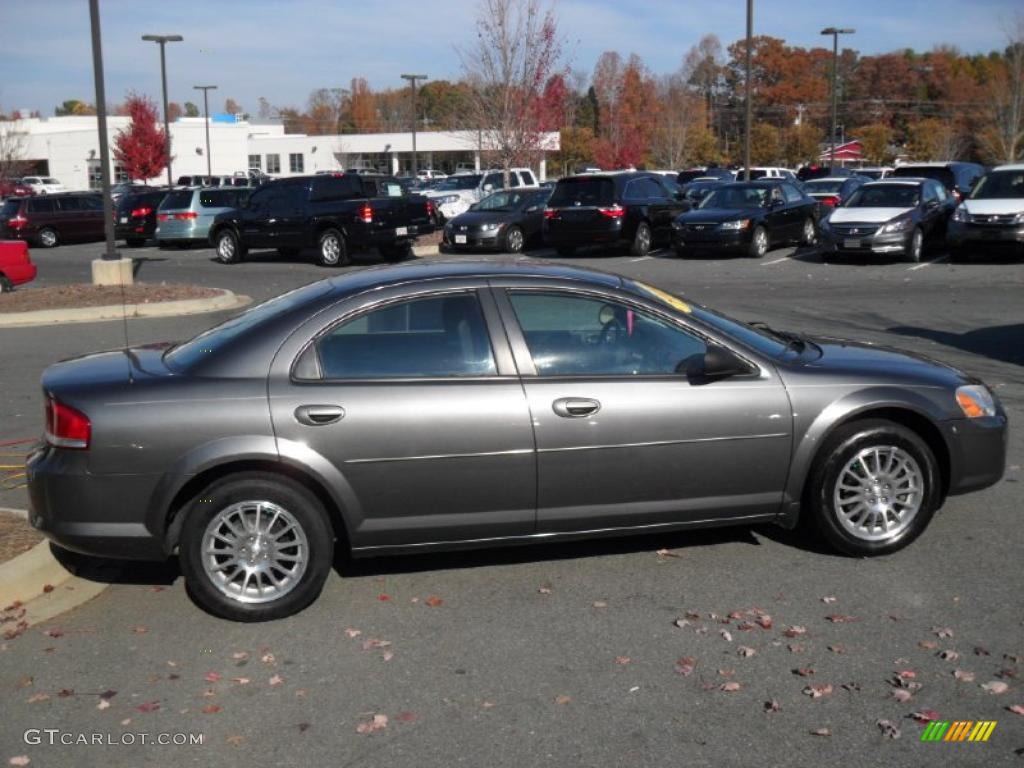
[832,446,924,542]
[217,234,235,261]
[753,229,768,257]
[201,501,309,604]
[803,219,816,245]
[506,227,524,253]
[39,229,57,247]
[321,235,341,265]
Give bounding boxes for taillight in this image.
[543,208,557,219]
[131,206,153,218]
[425,199,434,217]
[157,213,170,222]
[822,196,840,208]
[174,212,198,220]
[7,215,27,230]
[598,205,625,219]
[953,189,963,203]
[45,397,90,449]
[358,203,373,224]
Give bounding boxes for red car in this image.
[0,178,34,199]
[0,240,37,292]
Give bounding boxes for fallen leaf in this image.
[231,677,250,685]
[877,719,901,739]
[896,669,917,680]
[841,682,861,692]
[593,601,608,609]
[57,688,74,698]
[167,674,180,681]
[269,674,284,687]
[344,629,362,638]
[395,711,419,723]
[672,618,690,629]
[719,629,733,642]
[810,728,831,737]
[295,689,308,698]
[8,757,30,766]
[382,651,394,662]
[201,689,216,698]
[377,593,392,602]
[828,644,846,655]
[892,689,913,703]
[42,629,63,638]
[356,713,389,734]
[96,699,110,710]
[204,671,221,683]
[226,735,244,747]
[738,646,757,658]
[260,653,276,664]
[764,699,781,713]
[674,657,696,677]
[718,668,735,678]
[362,639,392,650]
[482,701,496,709]
[953,669,975,682]
[120,719,131,726]
[685,611,701,620]
[981,681,1009,695]
[614,656,631,665]
[537,587,552,595]
[756,614,773,630]
[131,626,149,635]
[783,626,807,638]
[656,548,680,558]
[999,668,1020,679]
[911,709,940,724]
[201,704,221,714]
[918,640,938,650]
[933,627,953,639]
[787,644,805,654]
[1007,704,1024,716]
[793,667,815,677]
[27,693,49,704]
[820,596,837,604]
[424,596,443,608]
[554,694,572,705]
[825,614,859,623]
[297,722,310,733]
[136,701,160,713]
[938,650,960,662]
[231,651,249,660]
[736,621,756,631]
[720,681,741,692]
[974,645,990,656]
[99,689,116,701]
[15,677,32,689]
[803,683,833,699]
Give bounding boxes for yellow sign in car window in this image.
[633,282,692,314]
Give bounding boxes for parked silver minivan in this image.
[156,187,251,245]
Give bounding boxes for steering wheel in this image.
[599,316,626,345]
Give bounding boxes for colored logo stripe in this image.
[920,721,996,742]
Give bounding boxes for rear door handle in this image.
[294,405,345,426]
[552,397,601,418]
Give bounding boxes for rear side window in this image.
[57,197,82,211]
[548,178,615,207]
[314,294,496,379]
[200,190,236,208]
[27,198,56,213]
[311,175,359,201]
[161,190,195,210]
[79,196,104,211]
[893,166,955,190]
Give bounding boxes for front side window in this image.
[483,172,504,190]
[57,197,82,212]
[266,154,281,174]
[781,183,803,203]
[508,292,707,377]
[315,294,496,379]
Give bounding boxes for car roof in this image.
[991,164,1024,172]
[896,161,982,169]
[862,179,925,187]
[805,177,856,182]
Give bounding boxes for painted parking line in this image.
[761,255,791,265]
[630,256,653,262]
[907,255,949,271]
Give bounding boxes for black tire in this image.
[277,247,300,257]
[37,227,58,248]
[748,226,768,258]
[804,419,940,557]
[0,274,12,293]
[215,229,246,264]
[178,472,335,622]
[904,227,924,263]
[379,241,413,262]
[503,225,525,254]
[630,221,652,257]
[800,218,817,247]
[555,246,576,257]
[125,238,146,247]
[317,228,349,267]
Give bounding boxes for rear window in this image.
[548,177,615,207]
[1,200,21,217]
[892,166,955,190]
[160,190,196,210]
[804,179,845,193]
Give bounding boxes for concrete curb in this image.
[413,245,440,257]
[0,289,251,328]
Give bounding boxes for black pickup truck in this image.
[208,173,435,266]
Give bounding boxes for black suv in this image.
[542,172,690,257]
[891,162,985,202]
[209,174,436,267]
[115,188,170,246]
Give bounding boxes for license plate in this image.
[119,217,128,224]
[454,234,467,244]
[843,238,860,249]
[395,226,407,236]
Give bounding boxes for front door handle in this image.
[552,397,601,418]
[294,405,345,426]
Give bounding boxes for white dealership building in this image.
[0,115,559,189]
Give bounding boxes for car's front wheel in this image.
[504,225,525,254]
[748,226,769,258]
[800,218,817,247]
[806,419,940,556]
[905,227,924,263]
[179,473,334,621]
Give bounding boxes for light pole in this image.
[88,0,116,261]
[400,74,428,176]
[743,0,753,181]
[821,27,855,168]
[141,34,183,186]
[193,85,217,178]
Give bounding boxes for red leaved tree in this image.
[113,94,168,181]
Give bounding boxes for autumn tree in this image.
[591,52,657,168]
[978,18,1024,163]
[459,0,566,181]
[184,101,200,118]
[905,118,965,160]
[783,122,822,167]
[112,94,168,181]
[224,98,243,115]
[649,72,705,169]
[748,121,781,164]
[167,102,183,122]
[305,88,345,135]
[257,97,273,120]
[855,123,895,164]
[553,126,595,175]
[55,99,95,116]
[683,34,723,130]
[349,78,379,133]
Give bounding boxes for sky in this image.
[0,0,1019,117]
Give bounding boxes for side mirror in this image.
[525,205,539,212]
[690,344,751,380]
[469,203,478,211]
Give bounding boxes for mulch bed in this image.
[0,510,42,564]
[0,283,221,313]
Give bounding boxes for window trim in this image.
[290,288,512,383]
[493,286,762,382]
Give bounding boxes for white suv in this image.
[948,163,1024,260]
[21,176,65,195]
[426,168,538,220]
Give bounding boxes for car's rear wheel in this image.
[37,227,58,248]
[215,229,246,264]
[630,221,652,257]
[504,225,525,253]
[0,274,12,293]
[806,419,940,556]
[905,228,924,263]
[179,473,334,621]
[748,226,768,258]
[317,228,349,267]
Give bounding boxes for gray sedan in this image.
[26,261,1007,620]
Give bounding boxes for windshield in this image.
[165,282,331,371]
[700,185,767,209]
[434,175,481,191]
[804,179,845,193]
[476,190,533,211]
[970,170,1024,200]
[843,185,919,208]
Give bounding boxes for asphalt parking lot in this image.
[1,238,1022,766]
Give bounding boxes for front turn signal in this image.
[956,385,996,419]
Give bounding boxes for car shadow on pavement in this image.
[887,323,1024,367]
[129,257,169,278]
[50,543,180,586]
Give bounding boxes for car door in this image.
[267,282,537,549]
[919,181,943,239]
[492,285,792,533]
[762,186,791,242]
[780,183,811,235]
[239,186,276,247]
[79,194,106,238]
[267,182,307,246]
[643,176,685,242]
